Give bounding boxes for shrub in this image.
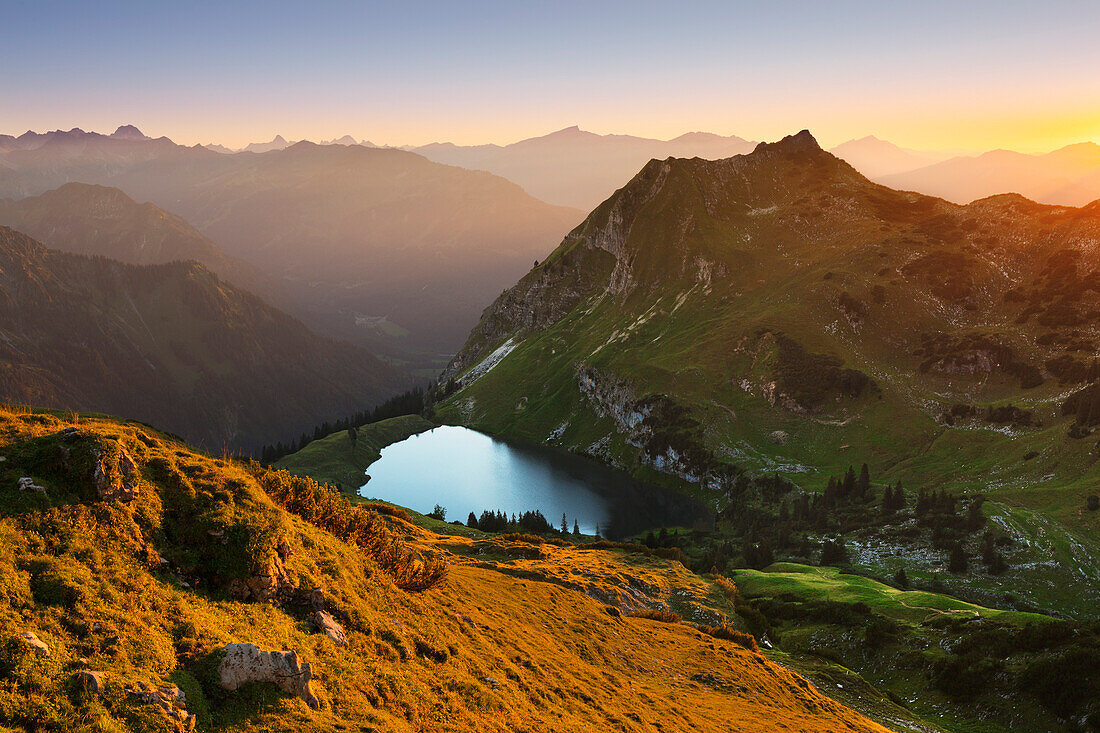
[893,567,909,589]
[427,504,447,521]
[628,609,681,623]
[253,466,446,592]
[697,624,759,652]
[1019,648,1100,719]
[360,502,412,522]
[501,533,544,545]
[932,653,999,700]
[1088,495,1100,512]
[713,575,740,605]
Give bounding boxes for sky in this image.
[3,0,1100,151]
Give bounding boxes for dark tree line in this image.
[465,508,585,536]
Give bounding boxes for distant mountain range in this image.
[0,127,580,361]
[3,123,1099,361]
[826,135,950,178]
[0,182,271,297]
[201,133,373,154]
[405,126,758,211]
[880,142,1100,205]
[0,226,402,451]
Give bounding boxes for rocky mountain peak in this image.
[111,124,149,140]
[752,129,822,156]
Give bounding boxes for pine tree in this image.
[561,513,568,534]
[894,566,909,589]
[948,543,968,573]
[842,466,857,497]
[467,512,478,529]
[858,463,871,498]
[573,519,580,536]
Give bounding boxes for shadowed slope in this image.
[0,227,402,451]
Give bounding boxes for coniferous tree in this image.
[858,463,871,498]
[561,512,568,534]
[893,482,905,512]
[894,566,909,589]
[843,466,857,497]
[573,519,580,535]
[948,543,968,573]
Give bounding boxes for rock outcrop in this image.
[311,611,349,646]
[17,477,46,495]
[72,669,104,694]
[93,445,140,501]
[21,631,49,656]
[125,681,196,731]
[218,643,320,709]
[225,554,293,602]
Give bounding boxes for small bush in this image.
[697,624,759,652]
[254,466,446,591]
[628,609,681,623]
[501,533,545,545]
[713,575,740,605]
[360,502,412,522]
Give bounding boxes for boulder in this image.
[21,631,49,656]
[311,611,348,646]
[73,669,105,694]
[226,554,292,602]
[93,446,140,501]
[218,643,320,709]
[17,477,46,495]
[769,430,789,446]
[125,681,196,732]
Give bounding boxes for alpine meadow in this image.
[2,3,1099,732]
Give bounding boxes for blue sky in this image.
[3,0,1099,149]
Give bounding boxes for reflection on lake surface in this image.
[359,425,708,538]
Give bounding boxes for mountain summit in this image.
[110,124,149,140]
[441,131,1100,616]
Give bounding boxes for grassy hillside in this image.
[0,404,891,732]
[729,564,1099,733]
[274,415,436,492]
[437,131,1100,618]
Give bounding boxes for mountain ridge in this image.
[440,130,1100,617]
[0,226,403,451]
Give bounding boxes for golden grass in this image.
[0,405,890,732]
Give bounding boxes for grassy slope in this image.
[0,405,890,733]
[437,144,1100,618]
[732,563,1050,626]
[729,564,1093,733]
[274,415,436,493]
